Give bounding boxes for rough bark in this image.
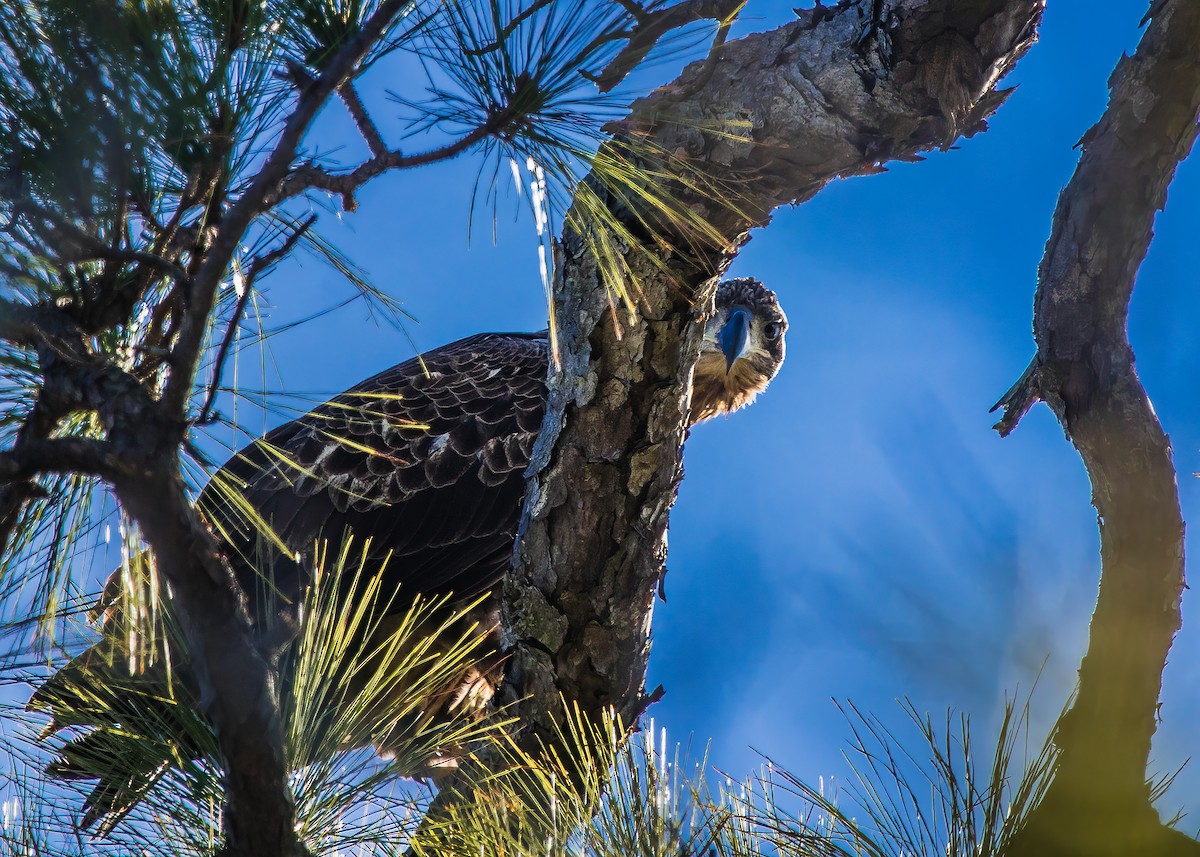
[503,0,1044,760]
[993,1,1200,853]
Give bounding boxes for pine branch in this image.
[264,121,506,211]
[585,0,746,93]
[162,0,419,418]
[99,4,430,855]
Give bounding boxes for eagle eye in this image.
[763,321,782,341]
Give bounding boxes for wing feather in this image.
[199,332,548,615]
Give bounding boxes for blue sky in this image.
[218,0,1200,830]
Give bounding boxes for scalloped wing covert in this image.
[199,332,549,617]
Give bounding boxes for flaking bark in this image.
[504,0,1043,763]
[993,0,1200,853]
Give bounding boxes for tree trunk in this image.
[504,0,1044,763]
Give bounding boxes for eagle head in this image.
[691,277,787,424]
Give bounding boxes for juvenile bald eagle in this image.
[31,277,786,830]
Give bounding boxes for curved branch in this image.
[337,81,389,158]
[994,1,1200,853]
[585,0,745,92]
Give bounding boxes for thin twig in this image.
[465,0,558,55]
[195,215,317,426]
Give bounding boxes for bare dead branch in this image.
[990,357,1035,435]
[993,1,1200,854]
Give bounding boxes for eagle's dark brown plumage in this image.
[213,331,551,616]
[30,278,787,831]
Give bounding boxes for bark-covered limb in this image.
[0,481,43,561]
[993,1,1200,854]
[502,0,1043,772]
[0,437,113,556]
[1,305,304,854]
[0,300,48,348]
[7,8,452,851]
[0,438,116,481]
[27,320,305,856]
[0,298,77,349]
[0,393,75,559]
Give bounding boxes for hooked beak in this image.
[718,306,751,374]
